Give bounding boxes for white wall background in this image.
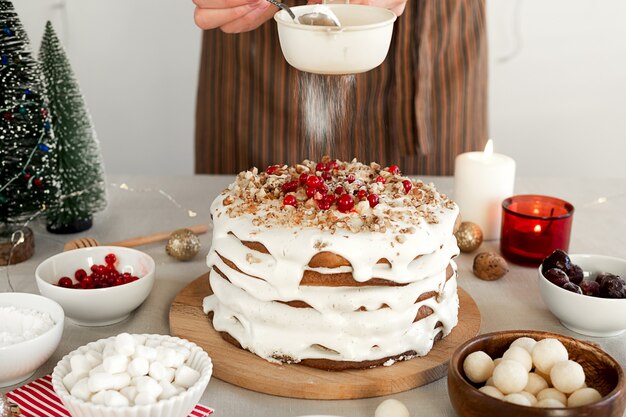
[13,0,626,178]
[14,0,201,175]
[488,0,626,179]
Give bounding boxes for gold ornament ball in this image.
[454,221,483,253]
[166,228,201,261]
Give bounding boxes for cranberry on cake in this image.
[203,157,460,370]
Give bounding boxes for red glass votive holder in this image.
[500,195,574,266]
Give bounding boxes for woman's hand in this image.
[193,0,276,33]
[307,0,407,16]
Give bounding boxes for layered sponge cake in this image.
[203,158,460,370]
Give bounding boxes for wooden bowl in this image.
[448,330,626,417]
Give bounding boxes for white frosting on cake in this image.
[205,266,458,362]
[203,159,460,365]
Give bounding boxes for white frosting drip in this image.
[208,192,459,290]
[204,169,460,364]
[210,254,450,313]
[204,265,458,362]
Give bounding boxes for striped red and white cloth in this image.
[6,375,213,417]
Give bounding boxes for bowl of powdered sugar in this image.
[275,4,396,75]
[0,292,64,387]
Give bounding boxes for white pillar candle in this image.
[454,140,516,240]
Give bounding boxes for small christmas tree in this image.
[40,21,106,233]
[0,1,59,231]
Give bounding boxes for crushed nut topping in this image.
[216,158,456,233]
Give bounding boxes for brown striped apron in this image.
[195,0,487,175]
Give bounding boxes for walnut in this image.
[295,164,309,174]
[473,252,509,280]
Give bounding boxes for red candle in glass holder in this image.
[500,195,574,266]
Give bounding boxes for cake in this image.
[203,157,460,370]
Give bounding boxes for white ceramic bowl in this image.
[538,254,626,337]
[274,4,396,75]
[52,334,212,417]
[36,246,155,326]
[0,292,64,387]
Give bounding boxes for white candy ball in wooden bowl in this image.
[447,330,625,417]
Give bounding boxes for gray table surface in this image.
[1,175,625,417]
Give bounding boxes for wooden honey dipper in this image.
[63,224,209,251]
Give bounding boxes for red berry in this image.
[104,253,116,265]
[33,178,43,188]
[356,190,368,200]
[318,182,328,194]
[81,276,93,289]
[368,194,379,208]
[266,165,278,175]
[335,186,344,195]
[299,173,309,185]
[324,194,335,205]
[283,195,297,207]
[114,277,124,286]
[402,179,413,193]
[337,194,354,213]
[388,165,400,175]
[321,171,332,181]
[90,264,99,273]
[315,162,326,172]
[58,277,73,288]
[375,176,385,184]
[347,174,355,183]
[306,175,323,189]
[75,269,87,281]
[73,283,81,289]
[305,186,316,199]
[281,180,298,193]
[326,160,339,171]
[317,199,331,210]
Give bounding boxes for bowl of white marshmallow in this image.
[52,333,212,417]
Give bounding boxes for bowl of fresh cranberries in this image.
[35,247,155,326]
[538,250,626,337]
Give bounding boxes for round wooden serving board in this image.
[169,274,481,400]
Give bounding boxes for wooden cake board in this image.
[169,274,481,400]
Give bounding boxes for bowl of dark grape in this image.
[538,250,626,337]
[35,247,155,326]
